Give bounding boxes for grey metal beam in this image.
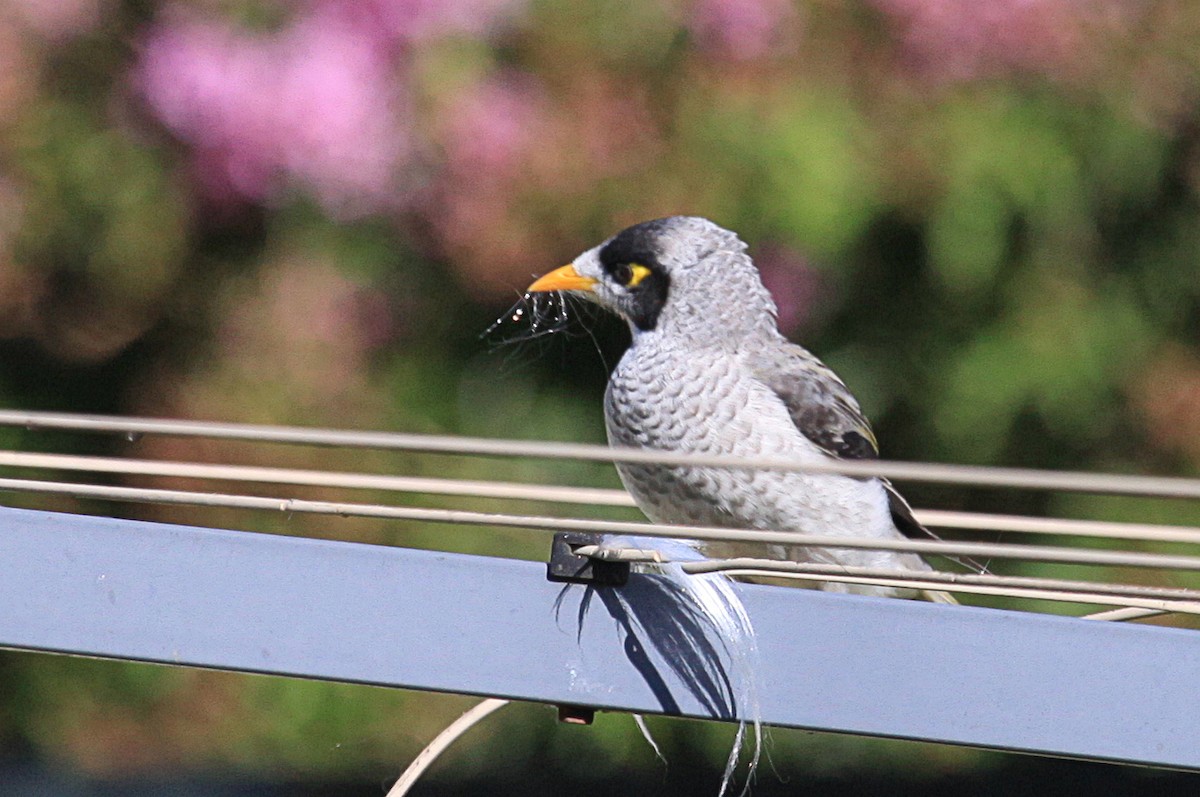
[0,505,1197,769]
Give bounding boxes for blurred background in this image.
[2,0,1200,793]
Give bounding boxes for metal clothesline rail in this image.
[1,505,1198,772]
[3,408,1200,615]
[3,412,1200,774]
[1,408,1199,625]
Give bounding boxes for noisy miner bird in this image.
[526,216,951,600]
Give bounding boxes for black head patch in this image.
[598,220,673,331]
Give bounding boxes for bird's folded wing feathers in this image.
[747,342,880,463]
[747,342,985,572]
[748,343,935,540]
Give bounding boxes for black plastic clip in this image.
[546,531,630,586]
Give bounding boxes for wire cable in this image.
[576,547,1200,601]
[0,450,635,507]
[569,545,1200,616]
[4,474,1200,573]
[5,410,1200,498]
[1083,606,1167,622]
[8,450,1200,544]
[386,698,510,797]
[676,557,1200,608]
[5,410,1200,622]
[915,509,1200,544]
[688,568,1200,615]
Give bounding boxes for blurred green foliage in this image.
[1,0,1200,791]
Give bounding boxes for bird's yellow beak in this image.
[526,264,598,293]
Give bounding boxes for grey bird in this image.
[526,216,952,600]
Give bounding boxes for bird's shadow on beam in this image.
[555,572,743,720]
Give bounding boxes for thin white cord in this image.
[5,410,1200,498]
[10,450,1200,544]
[1082,606,1167,622]
[386,698,510,797]
[914,509,1200,544]
[4,410,1200,622]
[676,558,1200,614]
[574,546,1198,616]
[675,557,1200,602]
[699,568,1200,614]
[4,475,1200,572]
[0,450,636,507]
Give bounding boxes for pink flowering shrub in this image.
[135,0,523,216]
[870,0,1117,82]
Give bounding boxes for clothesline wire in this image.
[686,567,1200,616]
[3,469,1191,615]
[3,474,1200,574]
[3,410,1200,499]
[671,556,1200,603]
[3,449,1200,544]
[0,450,635,507]
[578,543,1200,610]
[6,410,1200,619]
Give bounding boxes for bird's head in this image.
[526,216,778,340]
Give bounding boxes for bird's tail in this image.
[606,536,762,797]
[596,539,954,792]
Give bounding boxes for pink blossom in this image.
[441,73,546,178]
[135,8,413,216]
[687,0,799,60]
[871,0,1114,82]
[425,72,552,293]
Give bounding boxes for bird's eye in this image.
[614,263,651,288]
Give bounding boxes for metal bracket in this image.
[556,704,597,725]
[546,531,630,586]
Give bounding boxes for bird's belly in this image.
[604,352,925,572]
[609,360,883,528]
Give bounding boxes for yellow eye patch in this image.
[626,263,652,287]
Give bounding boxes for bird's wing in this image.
[748,342,880,462]
[749,343,985,572]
